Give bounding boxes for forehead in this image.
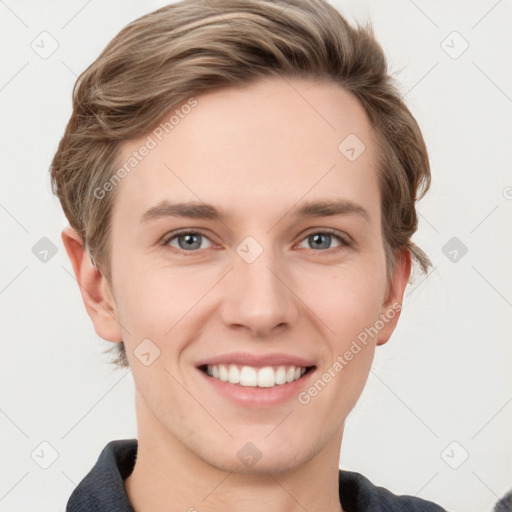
[112,77,380,228]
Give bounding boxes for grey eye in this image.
[310,233,332,249]
[167,232,212,251]
[299,232,343,250]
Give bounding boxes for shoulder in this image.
[338,469,447,512]
[66,439,137,512]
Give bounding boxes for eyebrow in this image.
[140,198,370,224]
[291,199,370,223]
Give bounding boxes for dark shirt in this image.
[66,439,447,511]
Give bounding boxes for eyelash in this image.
[161,228,352,256]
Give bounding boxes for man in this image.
[51,0,446,510]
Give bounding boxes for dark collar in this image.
[66,439,446,512]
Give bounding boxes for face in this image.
[101,77,407,473]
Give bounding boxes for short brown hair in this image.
[50,0,431,368]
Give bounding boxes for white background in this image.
[1,1,511,511]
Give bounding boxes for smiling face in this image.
[98,76,408,474]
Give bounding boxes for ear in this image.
[61,225,123,343]
[375,249,411,346]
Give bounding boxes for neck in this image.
[125,393,345,512]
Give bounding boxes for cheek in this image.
[307,274,381,413]
[113,241,388,350]
[311,268,385,339]
[114,265,208,333]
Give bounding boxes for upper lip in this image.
[196,352,316,368]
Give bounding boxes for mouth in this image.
[198,363,316,388]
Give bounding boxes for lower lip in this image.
[197,367,316,408]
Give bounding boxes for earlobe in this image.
[61,225,124,343]
[375,249,412,346]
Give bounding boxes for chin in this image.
[209,454,304,476]
[196,438,317,476]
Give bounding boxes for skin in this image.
[63,76,410,512]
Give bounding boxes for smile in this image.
[200,364,314,388]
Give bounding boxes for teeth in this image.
[228,364,240,384]
[257,367,274,388]
[218,364,229,382]
[205,364,308,387]
[240,366,258,386]
[275,366,287,385]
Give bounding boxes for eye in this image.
[299,231,350,250]
[163,231,213,252]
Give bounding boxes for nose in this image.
[219,240,301,337]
